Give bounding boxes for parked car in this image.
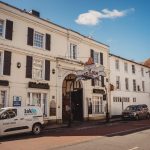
[0,106,44,136]
[122,104,150,120]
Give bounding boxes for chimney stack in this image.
[29,10,40,17]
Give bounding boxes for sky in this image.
[1,0,150,62]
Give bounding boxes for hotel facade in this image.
[0,2,110,122]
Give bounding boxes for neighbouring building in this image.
[0,2,110,123]
[144,58,150,68]
[109,54,150,116]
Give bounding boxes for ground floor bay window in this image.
[27,92,48,116]
[0,90,7,108]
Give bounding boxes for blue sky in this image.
[1,0,150,62]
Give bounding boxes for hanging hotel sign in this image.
[76,57,106,80]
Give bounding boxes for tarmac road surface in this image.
[0,119,150,150]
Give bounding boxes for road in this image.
[0,119,150,150]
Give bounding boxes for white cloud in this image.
[75,10,102,25]
[75,8,135,26]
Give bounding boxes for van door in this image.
[0,109,21,136]
[18,108,31,132]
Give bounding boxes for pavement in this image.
[44,117,122,130]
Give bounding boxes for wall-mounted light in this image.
[52,96,55,99]
[17,62,21,68]
[52,69,55,74]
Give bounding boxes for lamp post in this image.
[104,82,110,123]
[67,79,74,127]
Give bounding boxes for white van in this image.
[0,106,44,136]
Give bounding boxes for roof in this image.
[109,53,150,69]
[85,57,94,65]
[0,1,109,48]
[144,58,150,67]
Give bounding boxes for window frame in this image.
[7,109,17,118]
[0,19,5,38]
[94,78,101,86]
[0,51,4,75]
[27,92,48,116]
[70,43,77,60]
[33,31,44,49]
[92,96,103,114]
[141,68,144,77]
[124,62,128,72]
[142,81,145,92]
[0,109,17,120]
[132,65,136,74]
[133,97,136,102]
[32,57,45,80]
[0,111,9,120]
[133,79,136,91]
[125,78,129,91]
[0,90,7,109]
[50,100,56,116]
[115,59,119,70]
[116,76,121,90]
[93,51,99,64]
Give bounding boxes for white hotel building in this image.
[110,54,150,116]
[0,2,110,122]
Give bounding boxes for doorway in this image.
[62,74,83,122]
[71,89,83,121]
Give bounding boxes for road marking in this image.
[128,147,139,150]
[105,125,150,136]
[76,122,120,130]
[76,125,98,130]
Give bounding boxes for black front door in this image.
[71,89,83,121]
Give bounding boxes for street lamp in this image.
[67,78,76,127]
[104,84,110,123]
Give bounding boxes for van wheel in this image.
[135,115,139,121]
[32,123,41,135]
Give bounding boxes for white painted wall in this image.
[0,3,109,121]
[110,55,150,116]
